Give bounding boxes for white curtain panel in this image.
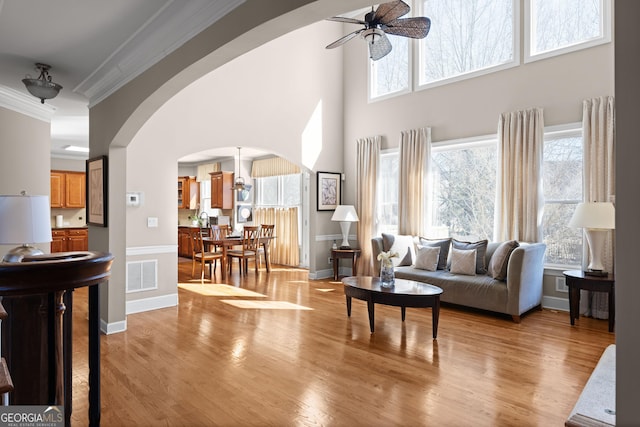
[355,135,380,276]
[253,207,299,266]
[398,127,431,236]
[583,96,616,319]
[495,107,544,243]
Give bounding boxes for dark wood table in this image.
[342,276,443,338]
[332,248,361,280]
[0,251,114,426]
[563,269,615,332]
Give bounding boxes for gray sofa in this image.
[371,237,546,322]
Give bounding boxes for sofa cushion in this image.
[488,240,520,280]
[418,237,451,270]
[382,233,415,266]
[451,239,488,274]
[449,248,477,275]
[414,245,440,271]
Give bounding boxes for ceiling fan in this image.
[325,0,431,61]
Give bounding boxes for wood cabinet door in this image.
[65,172,86,208]
[50,172,65,208]
[210,173,223,208]
[178,229,192,257]
[210,172,234,209]
[51,231,66,253]
[67,229,88,251]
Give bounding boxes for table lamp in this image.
[331,205,359,249]
[0,193,52,262]
[568,201,615,276]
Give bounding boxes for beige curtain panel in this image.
[583,95,615,319]
[253,207,299,266]
[495,107,544,243]
[251,157,301,178]
[398,127,430,236]
[355,135,380,276]
[196,162,221,182]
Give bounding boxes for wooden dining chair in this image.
[191,227,224,280]
[257,224,275,271]
[226,225,261,276]
[209,224,229,273]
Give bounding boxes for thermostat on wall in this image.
[126,192,142,207]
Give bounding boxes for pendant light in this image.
[234,147,246,191]
[22,63,63,104]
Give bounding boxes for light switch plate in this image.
[147,217,158,228]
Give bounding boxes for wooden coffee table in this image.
[342,276,443,338]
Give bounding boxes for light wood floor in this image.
[68,258,614,426]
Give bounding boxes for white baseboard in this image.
[102,319,127,335]
[542,295,569,312]
[309,267,353,280]
[126,293,178,315]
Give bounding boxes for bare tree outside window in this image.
[419,0,514,85]
[371,35,409,99]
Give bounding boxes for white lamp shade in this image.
[0,195,52,244]
[568,202,615,230]
[331,205,359,222]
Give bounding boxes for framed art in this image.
[317,171,341,211]
[237,205,253,223]
[237,184,252,203]
[86,155,108,227]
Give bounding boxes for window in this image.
[525,0,611,62]
[428,139,497,239]
[542,126,583,267]
[418,0,516,88]
[369,34,410,100]
[255,174,301,207]
[376,150,399,234]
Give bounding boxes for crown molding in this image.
[76,0,245,107]
[0,85,56,122]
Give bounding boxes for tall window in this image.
[376,151,399,234]
[418,0,516,87]
[255,174,301,207]
[542,127,583,267]
[525,0,611,62]
[428,139,497,239]
[370,34,410,100]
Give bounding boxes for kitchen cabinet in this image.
[178,176,199,209]
[51,171,86,208]
[178,227,193,258]
[210,171,234,210]
[51,228,88,253]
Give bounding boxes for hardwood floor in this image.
[68,258,614,426]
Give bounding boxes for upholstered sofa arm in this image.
[371,237,384,273]
[505,242,546,317]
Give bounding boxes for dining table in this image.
[202,235,275,278]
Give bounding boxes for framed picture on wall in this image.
[317,171,341,211]
[86,155,108,227]
[237,184,252,203]
[237,205,253,223]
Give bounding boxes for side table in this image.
[332,248,361,280]
[563,270,615,332]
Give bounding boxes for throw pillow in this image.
[382,233,415,267]
[449,248,477,275]
[414,245,440,271]
[419,237,451,270]
[488,240,520,280]
[451,239,488,274]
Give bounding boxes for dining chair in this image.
[226,225,261,276]
[209,224,229,273]
[257,224,275,271]
[191,227,224,280]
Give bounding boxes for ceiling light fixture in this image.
[22,63,63,104]
[234,147,246,191]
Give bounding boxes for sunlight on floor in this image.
[178,283,266,297]
[220,300,313,310]
[315,288,335,292]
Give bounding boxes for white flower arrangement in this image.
[377,250,398,266]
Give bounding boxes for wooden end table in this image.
[342,276,443,338]
[332,248,361,280]
[563,270,615,332]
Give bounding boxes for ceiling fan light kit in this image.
[22,63,63,104]
[326,0,431,61]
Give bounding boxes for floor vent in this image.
[127,260,158,293]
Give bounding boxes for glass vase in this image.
[380,261,395,287]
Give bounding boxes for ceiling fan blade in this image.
[374,0,411,25]
[382,17,431,39]
[326,16,367,25]
[326,29,363,49]
[367,31,393,61]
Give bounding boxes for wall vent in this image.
[127,260,158,293]
[555,276,568,293]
